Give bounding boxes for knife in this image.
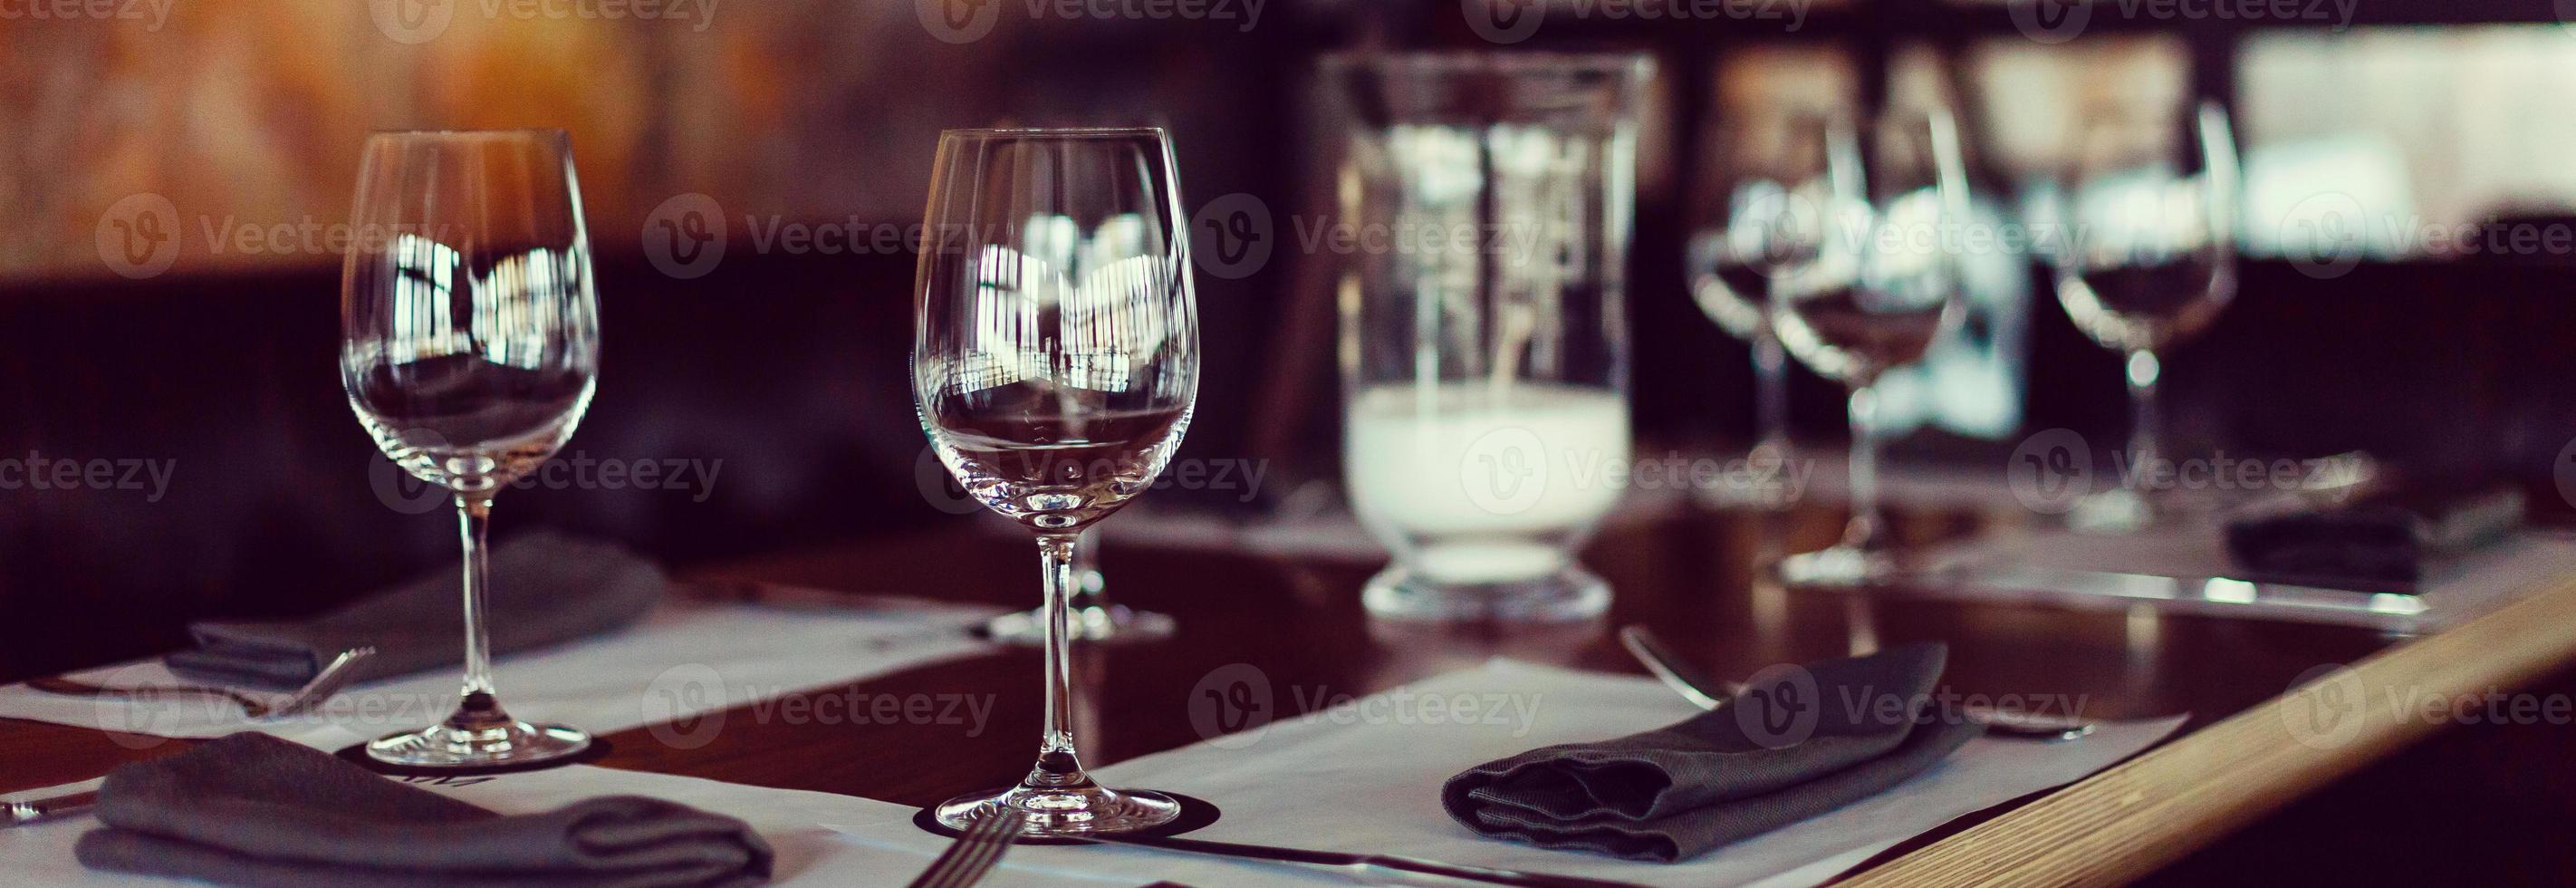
[5,789,98,828]
[1080,833,1649,888]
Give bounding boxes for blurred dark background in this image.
[6,0,2576,680]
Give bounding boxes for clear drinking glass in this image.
[1327,52,1649,623]
[341,130,600,767]
[2054,100,2240,530]
[913,127,1195,836]
[1771,110,1969,586]
[1685,113,1837,468]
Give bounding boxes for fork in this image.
[28,647,376,719]
[905,806,1019,888]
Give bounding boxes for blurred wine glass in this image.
[1685,113,1836,478]
[2053,101,2240,530]
[977,527,1176,644]
[913,126,1196,836]
[341,130,600,767]
[1771,110,1969,586]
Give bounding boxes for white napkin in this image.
[0,597,997,751]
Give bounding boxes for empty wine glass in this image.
[2053,100,2239,530]
[1685,113,1836,474]
[341,130,600,767]
[914,127,1196,836]
[1771,109,1969,586]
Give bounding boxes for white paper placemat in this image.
[0,660,2183,887]
[0,597,998,752]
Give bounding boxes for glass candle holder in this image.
[1326,52,1650,623]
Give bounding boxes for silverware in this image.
[1081,833,1649,888]
[1617,626,2095,740]
[906,806,1018,888]
[3,789,97,829]
[28,647,377,720]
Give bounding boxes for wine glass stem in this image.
[1028,533,1090,789]
[456,494,500,704]
[1754,331,1791,452]
[1842,379,1883,551]
[2125,349,2163,495]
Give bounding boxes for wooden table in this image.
[8,505,2576,883]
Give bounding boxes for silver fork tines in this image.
[907,806,1019,888]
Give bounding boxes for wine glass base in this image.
[366,718,591,768]
[933,784,1183,838]
[2069,487,2156,533]
[1774,545,1901,588]
[980,603,1177,645]
[1361,564,1610,623]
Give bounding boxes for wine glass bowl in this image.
[340,129,600,767]
[913,127,1196,836]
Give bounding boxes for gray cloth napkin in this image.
[166,533,665,689]
[74,733,773,887]
[1441,642,1982,862]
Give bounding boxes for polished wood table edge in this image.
[1843,571,2576,886]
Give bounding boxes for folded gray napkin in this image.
[1441,642,1981,862]
[74,733,773,887]
[166,533,664,689]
